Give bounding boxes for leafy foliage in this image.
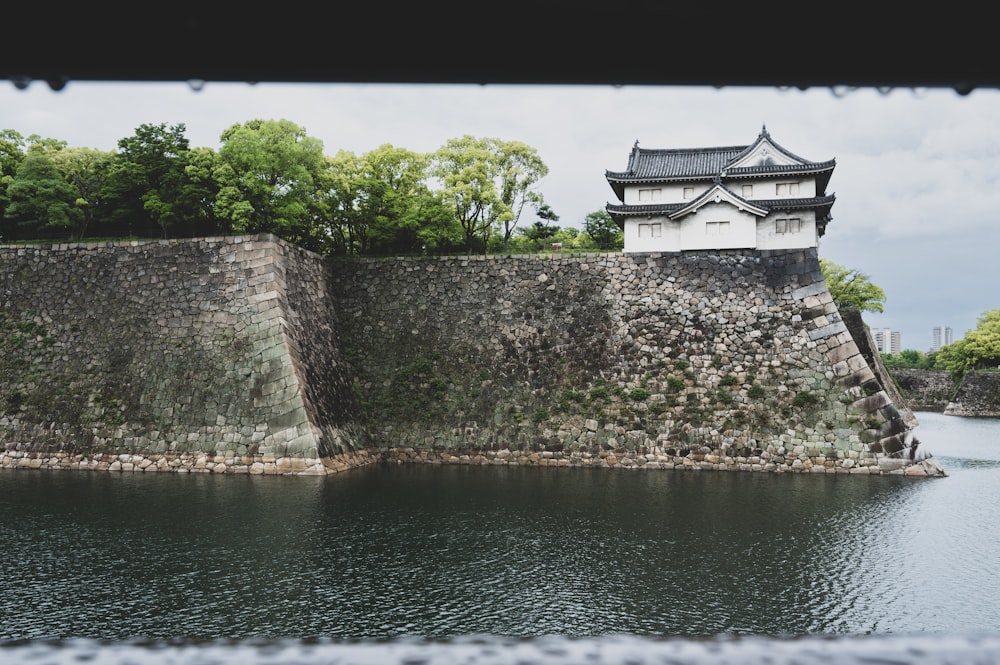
[4,152,82,234]
[583,209,623,250]
[934,309,1000,375]
[881,349,936,370]
[215,119,326,248]
[1,120,618,254]
[820,258,886,313]
[103,123,196,238]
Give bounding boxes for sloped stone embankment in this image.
[1,236,945,477]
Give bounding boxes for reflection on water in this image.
[1,411,998,644]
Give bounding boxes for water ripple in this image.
[3,415,1000,641]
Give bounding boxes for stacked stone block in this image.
[945,372,1000,416]
[0,235,366,474]
[330,248,944,476]
[1,236,945,477]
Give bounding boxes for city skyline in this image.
[931,325,955,352]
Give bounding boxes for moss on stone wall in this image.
[1,238,943,476]
[0,236,363,462]
[328,249,932,474]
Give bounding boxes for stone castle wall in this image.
[892,369,959,412]
[0,235,367,475]
[890,368,1000,417]
[1,236,945,476]
[944,372,1000,417]
[328,248,941,476]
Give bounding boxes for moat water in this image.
[2,411,999,663]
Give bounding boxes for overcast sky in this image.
[2,80,997,353]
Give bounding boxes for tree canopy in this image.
[820,258,886,313]
[583,209,622,249]
[0,120,613,255]
[4,152,82,234]
[933,309,1000,375]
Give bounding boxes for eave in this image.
[605,160,837,201]
[669,183,768,220]
[605,193,837,230]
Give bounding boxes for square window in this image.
[742,184,753,197]
[639,188,662,202]
[683,187,694,199]
[639,223,663,238]
[706,221,730,236]
[776,218,801,234]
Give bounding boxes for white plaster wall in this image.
[623,204,762,253]
[756,212,819,250]
[623,216,681,253]
[679,203,758,250]
[623,182,700,205]
[623,176,817,205]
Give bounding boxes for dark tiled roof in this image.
[605,145,745,181]
[752,195,836,210]
[605,127,836,201]
[605,194,837,223]
[606,202,685,216]
[724,160,836,177]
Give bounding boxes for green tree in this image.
[351,144,438,255]
[214,119,326,249]
[962,309,1000,370]
[432,135,548,253]
[934,338,971,377]
[320,149,363,255]
[520,220,559,244]
[820,258,886,313]
[0,130,26,183]
[320,146,456,256]
[551,226,583,249]
[512,204,561,251]
[0,129,28,236]
[179,146,223,237]
[882,348,932,370]
[4,151,83,236]
[583,208,623,250]
[432,135,500,252]
[102,123,194,238]
[491,140,548,248]
[50,146,115,239]
[536,203,559,225]
[932,311,1000,376]
[409,188,462,255]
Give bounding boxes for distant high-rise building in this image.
[931,326,953,352]
[872,328,901,355]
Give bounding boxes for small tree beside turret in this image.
[820,259,886,314]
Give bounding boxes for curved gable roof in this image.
[605,192,837,233]
[605,126,836,200]
[668,179,768,220]
[726,125,812,169]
